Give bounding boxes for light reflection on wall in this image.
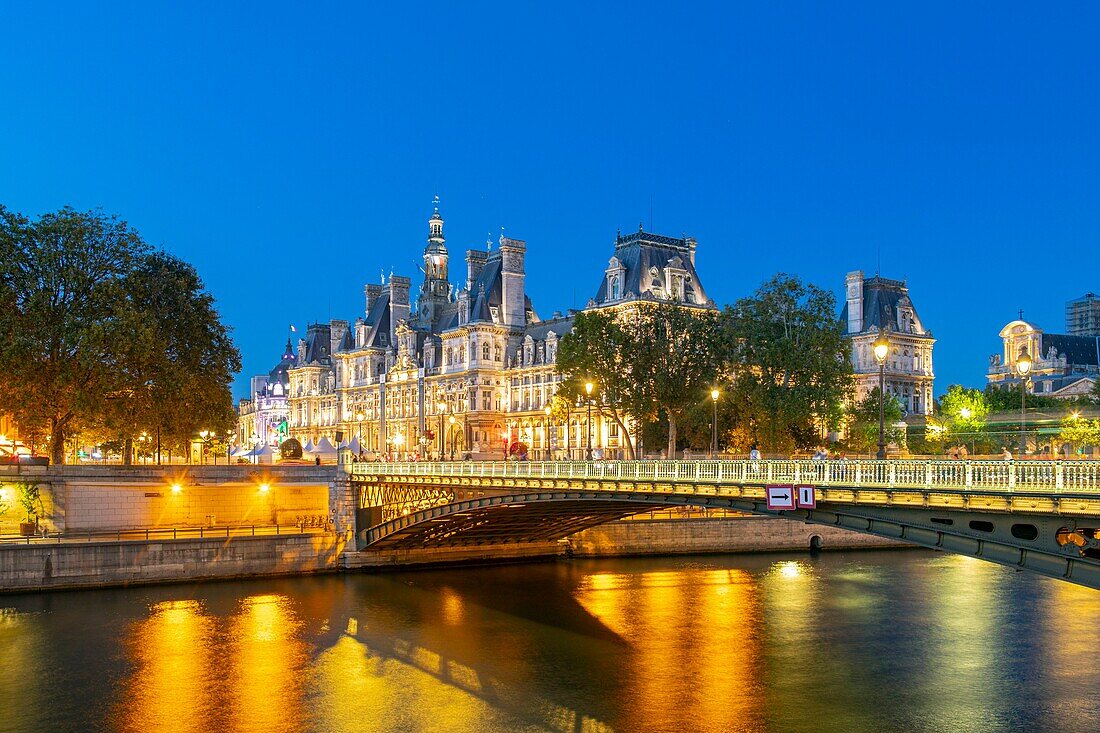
[118,599,215,733]
[228,594,308,733]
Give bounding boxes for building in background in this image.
[841,271,935,416]
[267,204,714,460]
[987,319,1098,398]
[1066,292,1100,337]
[237,339,297,448]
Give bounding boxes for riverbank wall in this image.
[0,533,344,592]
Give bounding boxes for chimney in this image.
[466,249,489,291]
[365,283,383,315]
[684,236,697,265]
[845,271,864,334]
[499,236,526,329]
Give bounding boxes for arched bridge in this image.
[347,459,1100,589]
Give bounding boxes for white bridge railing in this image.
[348,459,1100,494]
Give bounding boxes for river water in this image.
[2,549,1098,732]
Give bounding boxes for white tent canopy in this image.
[312,437,337,454]
[303,439,315,453]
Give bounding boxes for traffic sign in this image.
[766,484,795,510]
[796,484,816,508]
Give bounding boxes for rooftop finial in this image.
[433,194,440,213]
[1019,308,1025,321]
[486,232,492,251]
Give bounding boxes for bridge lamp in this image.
[710,389,720,457]
[872,329,890,460]
[584,382,595,460]
[1015,348,1032,454]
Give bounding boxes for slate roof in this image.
[1040,334,1100,367]
[840,275,931,336]
[302,324,332,365]
[361,291,393,348]
[267,339,297,388]
[592,230,709,306]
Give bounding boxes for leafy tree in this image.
[936,384,990,451]
[0,207,147,463]
[723,274,853,453]
[0,207,240,464]
[1058,414,1100,456]
[844,388,904,454]
[102,253,240,463]
[555,309,639,458]
[633,303,727,457]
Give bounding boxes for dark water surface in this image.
[2,550,1098,732]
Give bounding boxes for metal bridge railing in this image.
[346,459,1100,494]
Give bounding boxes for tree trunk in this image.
[50,421,65,465]
[667,415,678,459]
[123,437,133,466]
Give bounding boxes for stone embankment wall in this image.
[0,534,345,592]
[0,465,334,534]
[569,515,906,556]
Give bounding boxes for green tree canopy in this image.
[0,207,240,464]
[845,388,904,454]
[723,274,853,453]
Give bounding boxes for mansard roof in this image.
[524,314,574,342]
[301,324,332,365]
[361,291,393,348]
[592,229,710,307]
[841,275,931,336]
[1040,334,1100,367]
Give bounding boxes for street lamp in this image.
[199,429,211,465]
[448,415,456,460]
[437,402,446,461]
[872,329,891,460]
[1015,347,1032,455]
[710,389,720,458]
[544,404,552,460]
[585,381,595,460]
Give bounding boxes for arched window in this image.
[483,342,491,360]
[609,275,620,301]
[494,345,502,362]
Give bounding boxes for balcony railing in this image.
[347,459,1100,494]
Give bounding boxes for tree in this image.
[102,253,240,463]
[724,274,853,453]
[0,207,148,463]
[845,388,904,454]
[937,384,990,451]
[632,303,727,457]
[0,207,240,464]
[555,309,640,458]
[1058,413,1100,456]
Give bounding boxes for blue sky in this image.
[2,3,1098,399]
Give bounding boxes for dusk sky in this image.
[2,3,1098,399]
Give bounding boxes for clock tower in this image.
[418,197,452,328]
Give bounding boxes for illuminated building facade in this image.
[259,204,713,459]
[841,271,935,416]
[987,319,1098,398]
[237,340,296,447]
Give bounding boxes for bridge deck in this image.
[348,458,1100,495]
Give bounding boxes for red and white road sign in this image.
[796,484,816,508]
[766,484,795,510]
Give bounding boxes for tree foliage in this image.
[844,388,904,454]
[1058,414,1100,455]
[0,207,240,463]
[723,274,853,453]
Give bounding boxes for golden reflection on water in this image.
[227,594,308,733]
[575,566,764,731]
[118,599,216,733]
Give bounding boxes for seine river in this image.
[2,550,1099,732]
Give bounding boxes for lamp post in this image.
[1015,347,1032,455]
[585,381,595,460]
[544,404,552,460]
[437,402,446,461]
[710,389,720,458]
[448,415,456,460]
[199,429,210,465]
[873,329,891,460]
